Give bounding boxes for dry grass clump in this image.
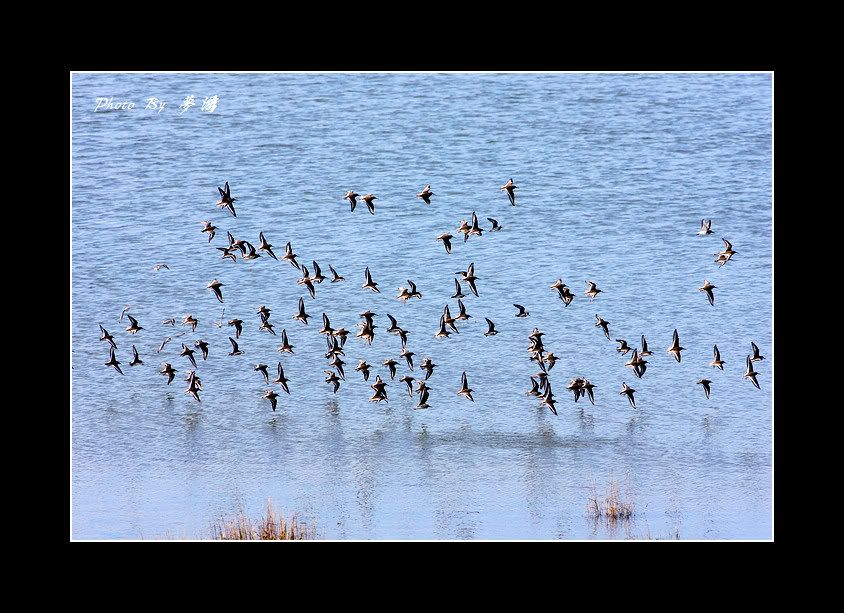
[211,499,316,540]
[587,478,635,523]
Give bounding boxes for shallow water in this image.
[71,73,772,540]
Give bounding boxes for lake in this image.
[71,72,772,540]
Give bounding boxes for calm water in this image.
[71,73,772,540]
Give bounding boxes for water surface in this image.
[71,73,772,539]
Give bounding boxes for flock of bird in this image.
[98,181,766,414]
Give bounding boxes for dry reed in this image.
[210,499,316,540]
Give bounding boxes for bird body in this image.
[500,178,517,206]
[667,328,685,362]
[457,371,474,402]
[697,379,712,399]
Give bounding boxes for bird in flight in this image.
[216,181,237,217]
[500,178,517,206]
[417,184,434,204]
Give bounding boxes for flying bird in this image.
[298,265,316,299]
[417,184,434,204]
[273,363,290,394]
[420,357,436,380]
[160,362,176,384]
[125,315,143,334]
[435,315,451,339]
[415,386,430,409]
[283,242,300,270]
[437,232,454,254]
[697,219,713,236]
[259,319,276,335]
[456,299,470,321]
[667,328,685,363]
[541,383,558,415]
[487,218,501,231]
[329,264,344,282]
[399,375,415,397]
[277,329,294,353]
[595,315,611,340]
[99,325,117,349]
[207,279,224,303]
[157,332,184,353]
[699,279,716,306]
[383,359,399,380]
[751,342,765,362]
[345,190,360,212]
[456,219,471,242]
[697,379,712,399]
[462,262,479,297]
[484,317,498,336]
[325,370,342,394]
[369,375,388,403]
[130,344,143,366]
[361,193,377,214]
[228,318,244,339]
[500,178,517,206]
[744,356,761,389]
[216,246,237,262]
[355,360,372,382]
[118,305,132,322]
[585,281,602,301]
[401,347,415,370]
[255,363,270,384]
[362,267,380,293]
[469,212,484,238]
[311,261,326,284]
[710,345,725,370]
[320,313,334,336]
[182,314,198,332]
[457,371,474,402]
[514,304,529,318]
[228,337,243,356]
[258,232,278,260]
[620,382,637,408]
[215,181,237,217]
[264,389,279,411]
[194,339,209,360]
[201,221,217,242]
[105,347,123,375]
[242,241,261,261]
[180,343,197,368]
[582,380,597,405]
[294,297,310,325]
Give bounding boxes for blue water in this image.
[71,73,772,540]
